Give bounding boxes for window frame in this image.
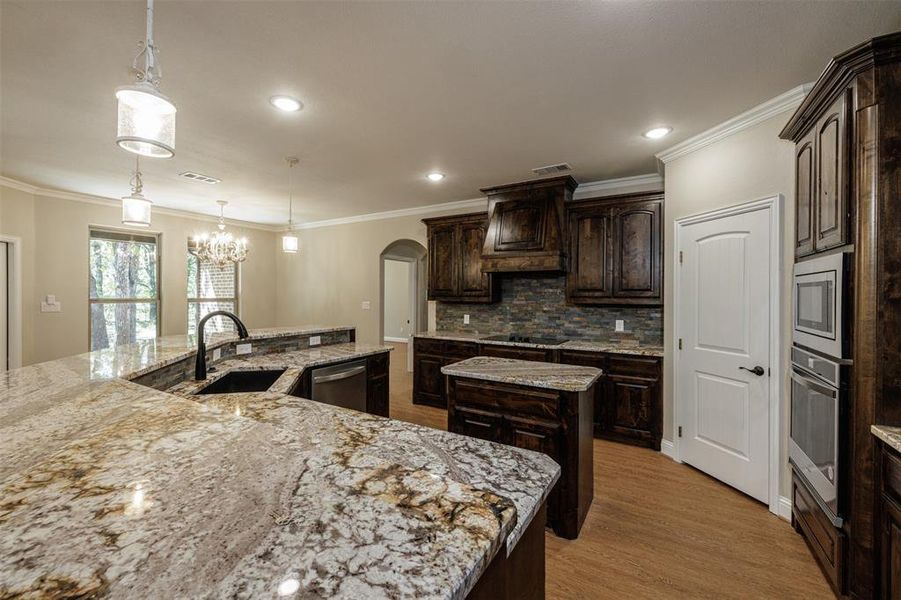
[186,244,240,335]
[88,226,162,350]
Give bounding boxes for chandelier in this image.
[116,0,176,159]
[282,156,299,253]
[121,156,152,227]
[190,201,248,266]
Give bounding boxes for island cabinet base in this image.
[447,377,594,539]
[468,504,547,600]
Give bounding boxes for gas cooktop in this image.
[481,334,569,346]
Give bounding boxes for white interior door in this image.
[0,242,7,372]
[677,206,772,503]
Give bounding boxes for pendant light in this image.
[121,156,152,227]
[116,0,176,158]
[282,157,299,253]
[190,201,248,266]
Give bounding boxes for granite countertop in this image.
[442,356,603,392]
[0,330,559,599]
[872,425,901,454]
[414,330,664,357]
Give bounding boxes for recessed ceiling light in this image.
[269,95,303,112]
[643,127,672,140]
[427,172,445,182]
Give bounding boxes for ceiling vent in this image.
[531,163,572,176]
[178,171,221,185]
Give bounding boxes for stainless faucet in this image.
[194,310,249,380]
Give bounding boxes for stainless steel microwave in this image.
[792,250,851,359]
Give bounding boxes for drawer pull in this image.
[465,419,491,428]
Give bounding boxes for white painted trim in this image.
[572,173,663,199]
[298,197,488,230]
[0,176,281,232]
[383,336,410,343]
[0,235,23,369]
[673,195,784,518]
[778,495,792,522]
[660,439,679,462]
[656,84,814,164]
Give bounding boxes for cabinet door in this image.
[413,353,446,407]
[567,207,613,303]
[882,497,901,600]
[458,219,494,301]
[506,415,560,460]
[486,189,552,252]
[814,92,849,252]
[367,375,389,417]
[600,375,657,446]
[795,130,816,257]
[428,223,458,299]
[450,406,504,443]
[612,200,661,301]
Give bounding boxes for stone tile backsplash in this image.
[435,275,663,345]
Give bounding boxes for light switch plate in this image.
[361,301,371,310]
[463,314,470,325]
[213,348,221,361]
[615,319,625,332]
[236,343,252,355]
[309,335,321,346]
[41,294,61,313]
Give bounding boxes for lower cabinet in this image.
[792,470,845,596]
[447,376,593,540]
[479,344,553,362]
[366,352,390,417]
[878,440,901,599]
[413,338,479,408]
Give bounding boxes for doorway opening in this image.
[0,235,22,371]
[380,239,427,372]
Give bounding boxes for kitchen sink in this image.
[195,369,287,395]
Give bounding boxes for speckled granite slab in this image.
[415,330,664,356]
[872,425,901,454]
[0,332,559,599]
[442,356,602,392]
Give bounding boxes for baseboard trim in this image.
[777,495,792,521]
[383,337,410,343]
[660,439,677,461]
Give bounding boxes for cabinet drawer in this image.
[445,340,479,359]
[479,344,552,362]
[558,350,605,370]
[605,355,660,379]
[507,415,561,460]
[450,406,504,443]
[793,473,844,594]
[414,337,443,356]
[884,447,901,506]
[453,379,559,421]
[367,352,388,376]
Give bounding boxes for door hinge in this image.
[678,426,682,438]
[679,251,683,264]
[678,338,683,350]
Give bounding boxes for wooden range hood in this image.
[480,175,578,273]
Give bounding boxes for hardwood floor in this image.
[386,342,833,599]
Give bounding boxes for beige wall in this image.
[0,185,279,365]
[662,111,796,496]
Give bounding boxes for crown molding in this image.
[296,197,489,230]
[572,173,663,199]
[655,83,815,164]
[0,176,281,232]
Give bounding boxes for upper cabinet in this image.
[792,90,850,258]
[566,192,663,306]
[480,176,577,273]
[423,212,498,303]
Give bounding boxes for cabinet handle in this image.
[464,419,491,428]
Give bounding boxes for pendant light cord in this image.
[286,157,298,229]
[132,0,161,87]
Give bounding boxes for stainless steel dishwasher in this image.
[310,359,367,412]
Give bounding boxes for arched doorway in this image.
[380,239,427,372]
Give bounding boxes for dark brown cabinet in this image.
[793,91,850,258]
[878,441,901,600]
[479,344,552,362]
[566,192,663,306]
[412,337,479,408]
[424,213,498,303]
[446,375,593,539]
[480,176,576,273]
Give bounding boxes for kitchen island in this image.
[0,326,559,599]
[443,356,600,539]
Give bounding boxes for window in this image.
[89,229,160,350]
[187,244,239,336]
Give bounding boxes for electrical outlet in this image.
[361,301,371,310]
[212,348,221,361]
[463,314,470,325]
[236,343,252,355]
[309,335,321,346]
[615,319,625,332]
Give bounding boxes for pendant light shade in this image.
[121,157,152,227]
[282,156,300,254]
[116,0,176,159]
[116,83,176,158]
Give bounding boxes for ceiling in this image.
[2,1,900,225]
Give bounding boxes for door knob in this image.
[739,366,765,377]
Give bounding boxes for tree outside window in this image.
[187,242,239,337]
[89,229,160,350]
